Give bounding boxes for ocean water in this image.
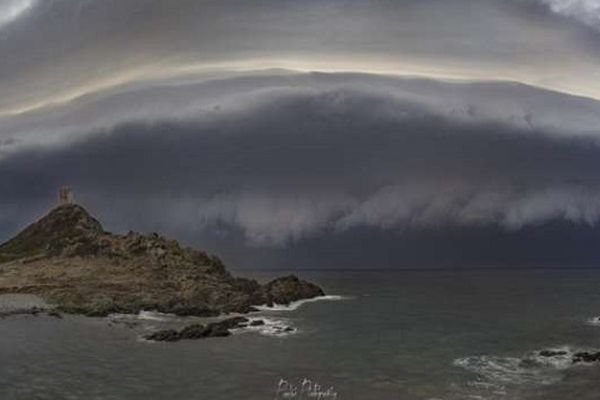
[2,269,600,400]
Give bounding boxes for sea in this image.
[2,269,600,400]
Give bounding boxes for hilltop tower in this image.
[59,186,73,205]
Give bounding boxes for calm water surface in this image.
[2,269,600,400]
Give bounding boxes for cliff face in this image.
[0,204,324,316]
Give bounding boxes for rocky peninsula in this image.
[0,203,324,320]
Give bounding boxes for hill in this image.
[0,203,323,316]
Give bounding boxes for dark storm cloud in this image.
[2,73,600,249]
[2,1,600,267]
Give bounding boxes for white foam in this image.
[137,310,176,321]
[232,317,298,337]
[454,345,594,391]
[454,355,548,385]
[254,295,349,312]
[108,310,176,322]
[586,316,600,326]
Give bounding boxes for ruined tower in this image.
[59,186,73,205]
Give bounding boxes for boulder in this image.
[145,329,180,342]
[262,275,324,305]
[572,352,600,364]
[144,316,249,342]
[539,350,568,357]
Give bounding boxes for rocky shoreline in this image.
[0,204,325,324]
[0,306,63,319]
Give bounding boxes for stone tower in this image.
[59,186,73,205]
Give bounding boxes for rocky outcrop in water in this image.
[0,203,324,317]
[538,348,600,365]
[572,351,600,364]
[262,275,324,306]
[144,317,250,341]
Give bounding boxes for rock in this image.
[145,329,180,342]
[0,203,325,318]
[200,323,231,338]
[144,317,249,342]
[179,324,213,339]
[0,307,42,318]
[215,316,249,329]
[539,350,568,357]
[535,349,600,365]
[249,319,265,326]
[46,310,63,319]
[572,352,600,364]
[262,275,325,305]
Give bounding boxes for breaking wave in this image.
[254,295,350,311]
[586,316,600,326]
[137,310,177,321]
[232,317,298,337]
[454,345,599,398]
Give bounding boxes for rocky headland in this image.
[0,203,324,321]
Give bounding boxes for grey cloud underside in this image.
[2,73,600,251]
[534,0,600,32]
[2,0,600,110]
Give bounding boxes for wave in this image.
[586,316,600,326]
[137,310,177,321]
[254,295,350,312]
[454,355,554,386]
[231,317,298,337]
[454,345,597,394]
[108,310,177,323]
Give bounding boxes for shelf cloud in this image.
[2,73,600,251]
[3,1,600,266]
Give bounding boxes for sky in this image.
[2,0,600,269]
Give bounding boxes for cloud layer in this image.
[0,0,35,28]
[2,0,600,112]
[2,72,600,252]
[539,0,600,30]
